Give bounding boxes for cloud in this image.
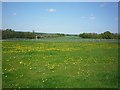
[89,14,96,20]
[47,8,56,13]
[89,16,96,20]
[80,14,96,20]
[80,16,87,19]
[13,12,17,16]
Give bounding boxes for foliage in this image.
[79,33,98,39]
[2,29,35,39]
[79,31,120,39]
[100,31,114,39]
[2,29,120,39]
[2,29,65,39]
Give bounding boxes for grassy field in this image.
[2,36,119,88]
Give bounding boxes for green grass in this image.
[2,37,119,88]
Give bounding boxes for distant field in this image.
[2,36,119,88]
[3,36,119,43]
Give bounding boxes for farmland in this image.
[2,36,119,88]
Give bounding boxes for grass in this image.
[2,36,119,88]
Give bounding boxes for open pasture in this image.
[2,37,118,88]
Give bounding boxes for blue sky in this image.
[2,2,118,34]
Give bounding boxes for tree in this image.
[79,33,98,39]
[79,31,118,39]
[2,29,35,39]
[101,31,113,39]
[2,29,15,39]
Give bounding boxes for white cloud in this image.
[80,14,96,20]
[13,12,17,16]
[80,16,87,19]
[89,16,96,20]
[47,8,56,12]
[89,14,96,20]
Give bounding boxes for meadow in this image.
[2,36,119,88]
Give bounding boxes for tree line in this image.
[79,31,120,39]
[1,29,120,39]
[1,29,65,39]
[2,29,35,39]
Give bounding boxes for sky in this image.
[1,0,119,2]
[2,2,118,34]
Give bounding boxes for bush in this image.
[79,31,119,39]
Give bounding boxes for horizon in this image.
[2,2,118,34]
[2,29,119,35]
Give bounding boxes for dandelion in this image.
[42,80,45,83]
[12,67,15,70]
[49,64,55,70]
[42,78,47,83]
[9,69,12,72]
[86,75,89,78]
[52,71,54,72]
[82,70,84,72]
[15,84,18,87]
[20,74,23,77]
[73,62,75,65]
[19,61,23,64]
[5,75,7,78]
[27,64,29,67]
[16,77,18,79]
[38,71,41,73]
[77,72,80,76]
[43,73,45,75]
[6,60,10,62]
